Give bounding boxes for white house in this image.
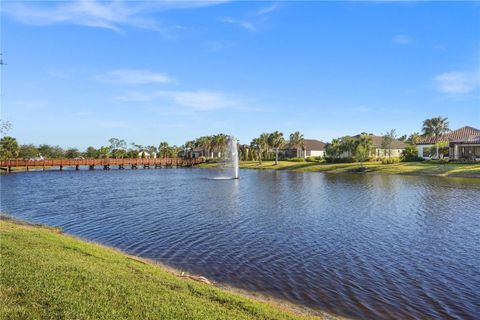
[416,126,480,160]
[138,151,157,159]
[299,139,326,158]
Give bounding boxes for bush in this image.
[401,156,424,162]
[305,156,323,162]
[426,159,449,164]
[286,157,305,162]
[381,157,401,164]
[325,157,355,163]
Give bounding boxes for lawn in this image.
[199,161,480,178]
[0,217,325,320]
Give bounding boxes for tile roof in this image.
[303,139,326,151]
[417,126,480,144]
[451,134,480,144]
[353,134,406,149]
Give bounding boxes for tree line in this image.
[0,116,451,162]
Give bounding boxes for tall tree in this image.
[422,117,450,159]
[0,136,19,159]
[407,132,421,145]
[339,136,356,158]
[289,131,305,158]
[65,148,81,159]
[258,133,270,161]
[268,131,285,165]
[381,129,397,159]
[325,138,342,161]
[84,146,98,159]
[355,134,373,167]
[19,144,39,159]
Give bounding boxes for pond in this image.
[1,168,479,319]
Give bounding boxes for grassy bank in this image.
[199,161,480,178]
[0,217,328,320]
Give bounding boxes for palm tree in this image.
[250,138,262,164]
[339,136,356,158]
[289,131,305,158]
[184,140,195,158]
[268,131,285,165]
[0,136,19,159]
[325,138,342,161]
[355,134,373,167]
[159,142,169,158]
[422,117,450,159]
[258,133,270,160]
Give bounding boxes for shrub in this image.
[286,157,305,162]
[325,157,355,163]
[426,159,449,164]
[381,157,401,164]
[401,156,424,162]
[305,156,324,162]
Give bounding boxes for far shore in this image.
[198,160,480,179]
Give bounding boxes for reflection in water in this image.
[1,169,479,320]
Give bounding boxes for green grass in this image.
[0,217,325,320]
[198,161,480,178]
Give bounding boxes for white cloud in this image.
[434,70,480,95]
[220,2,281,33]
[219,16,256,32]
[2,0,228,32]
[256,3,281,16]
[392,34,414,45]
[118,90,255,111]
[93,69,174,84]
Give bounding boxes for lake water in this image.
[1,168,479,319]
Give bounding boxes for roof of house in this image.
[303,139,326,151]
[417,126,480,145]
[451,134,480,144]
[353,134,406,149]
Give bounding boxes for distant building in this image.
[416,126,480,160]
[138,151,157,159]
[338,134,406,159]
[283,139,326,158]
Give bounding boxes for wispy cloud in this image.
[220,2,281,33]
[2,0,228,33]
[392,34,414,45]
[256,3,281,16]
[219,16,256,32]
[93,69,175,84]
[15,100,48,109]
[434,70,480,95]
[119,90,241,111]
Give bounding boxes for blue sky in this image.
[2,1,479,149]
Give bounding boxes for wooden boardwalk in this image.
[0,158,204,172]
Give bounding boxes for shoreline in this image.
[198,160,480,179]
[0,215,345,320]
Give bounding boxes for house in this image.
[283,139,326,158]
[416,126,480,160]
[363,135,406,158]
[450,135,480,161]
[138,151,157,159]
[338,134,406,158]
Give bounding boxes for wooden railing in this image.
[0,157,204,170]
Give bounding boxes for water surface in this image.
[1,168,479,319]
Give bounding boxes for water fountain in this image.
[227,136,239,179]
[209,135,239,180]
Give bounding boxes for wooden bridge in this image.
[0,158,205,172]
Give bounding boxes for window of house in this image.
[422,148,430,157]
